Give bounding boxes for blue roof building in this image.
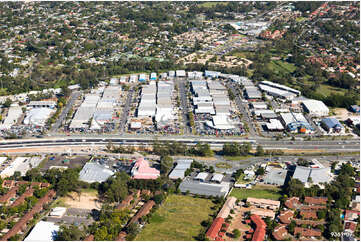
[150,72,157,81]
[321,117,344,132]
[350,105,360,113]
[205,70,220,78]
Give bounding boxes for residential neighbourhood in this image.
[0,1,359,242]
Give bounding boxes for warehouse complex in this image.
[69,86,121,131]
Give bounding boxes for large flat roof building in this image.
[302,99,329,117]
[264,168,287,186]
[24,221,59,241]
[179,178,231,198]
[79,162,114,183]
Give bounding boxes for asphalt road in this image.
[50,91,81,132]
[119,87,134,133]
[226,82,257,136]
[179,78,191,134]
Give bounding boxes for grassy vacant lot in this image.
[268,60,297,75]
[216,162,232,169]
[230,185,282,201]
[136,195,216,241]
[199,1,229,8]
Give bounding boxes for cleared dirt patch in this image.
[61,190,102,210]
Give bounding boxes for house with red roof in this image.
[206,217,224,240]
[250,214,266,241]
[131,158,160,180]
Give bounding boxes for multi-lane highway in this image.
[0,135,359,152]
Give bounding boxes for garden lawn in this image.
[230,185,282,200]
[136,195,215,241]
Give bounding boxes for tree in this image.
[160,156,173,175]
[255,145,264,156]
[232,229,241,238]
[3,98,12,108]
[255,167,265,176]
[285,179,305,197]
[317,210,327,219]
[56,224,85,241]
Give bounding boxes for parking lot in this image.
[40,155,90,171]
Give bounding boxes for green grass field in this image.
[136,195,216,241]
[199,2,229,8]
[268,60,297,74]
[230,185,282,201]
[216,162,232,169]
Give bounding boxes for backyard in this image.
[230,185,282,200]
[136,194,216,241]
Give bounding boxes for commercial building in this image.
[292,166,331,185]
[206,115,236,130]
[79,162,114,183]
[265,119,284,131]
[0,105,23,130]
[131,157,160,180]
[260,80,301,95]
[168,159,192,180]
[179,178,231,198]
[258,84,297,100]
[150,72,157,81]
[27,101,57,109]
[280,112,313,133]
[176,70,186,77]
[205,70,220,78]
[23,108,54,127]
[24,221,59,241]
[70,93,101,130]
[263,168,287,186]
[321,117,344,133]
[245,86,262,99]
[0,157,43,178]
[302,99,329,117]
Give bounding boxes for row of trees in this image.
[152,142,213,157]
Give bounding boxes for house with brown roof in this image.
[285,197,302,209]
[1,190,56,241]
[0,187,18,205]
[11,188,34,207]
[279,210,294,224]
[117,194,133,210]
[300,210,318,220]
[128,200,155,225]
[2,180,15,188]
[272,225,291,240]
[294,227,322,238]
[247,197,280,210]
[304,197,328,205]
[115,231,127,241]
[216,196,236,219]
[83,234,94,241]
[345,210,359,221]
[250,208,276,219]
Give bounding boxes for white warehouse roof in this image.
[24,221,59,241]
